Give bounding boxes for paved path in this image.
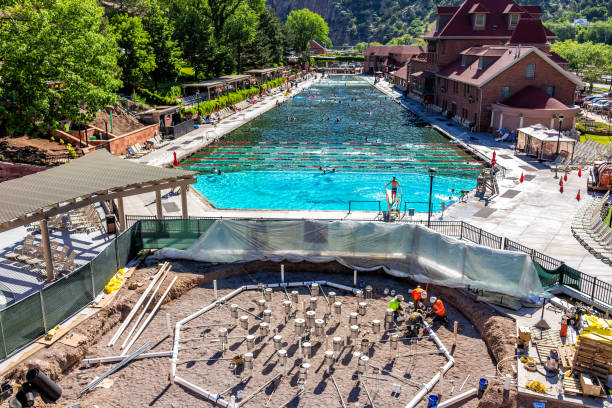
[367,78,609,278]
[126,75,610,282]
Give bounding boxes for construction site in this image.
[0,243,609,408]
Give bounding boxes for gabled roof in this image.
[509,18,548,45]
[364,45,426,57]
[437,46,583,88]
[503,3,523,13]
[469,3,491,14]
[426,0,555,39]
[392,65,408,80]
[437,6,459,14]
[501,86,567,109]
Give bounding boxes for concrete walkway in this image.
[367,77,609,278]
[125,74,610,282]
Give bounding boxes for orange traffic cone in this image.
[576,190,581,200]
[578,168,582,177]
[564,173,567,181]
[520,172,524,183]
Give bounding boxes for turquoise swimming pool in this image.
[182,75,484,212]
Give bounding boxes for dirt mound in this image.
[91,108,144,136]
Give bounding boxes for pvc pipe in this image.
[238,373,282,407]
[281,264,284,282]
[82,351,172,367]
[171,323,181,383]
[438,387,477,408]
[323,281,358,294]
[404,322,455,408]
[174,376,230,407]
[214,279,218,299]
[120,271,168,350]
[123,276,178,354]
[178,286,245,325]
[354,270,357,287]
[108,262,167,346]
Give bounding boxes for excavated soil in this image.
[91,109,144,136]
[2,260,552,407]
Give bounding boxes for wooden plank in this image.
[558,345,574,370]
[91,267,135,309]
[35,313,89,346]
[0,343,46,376]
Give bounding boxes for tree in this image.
[242,7,287,69]
[225,3,258,72]
[0,0,121,135]
[111,15,156,90]
[142,0,181,88]
[286,9,331,56]
[201,0,265,41]
[551,40,612,91]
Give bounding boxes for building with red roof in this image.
[363,45,425,74]
[404,0,582,133]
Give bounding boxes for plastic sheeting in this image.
[155,219,544,299]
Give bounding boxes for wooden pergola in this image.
[181,74,252,100]
[0,150,196,282]
[244,67,283,83]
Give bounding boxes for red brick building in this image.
[406,0,583,133]
[364,45,425,74]
[309,40,329,56]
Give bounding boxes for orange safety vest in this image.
[433,299,446,316]
[412,288,424,301]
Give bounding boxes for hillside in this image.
[267,0,611,45]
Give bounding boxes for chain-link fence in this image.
[0,223,143,359]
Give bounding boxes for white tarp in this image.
[155,220,543,299]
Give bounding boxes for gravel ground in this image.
[53,268,497,408]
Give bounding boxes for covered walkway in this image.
[0,150,195,282]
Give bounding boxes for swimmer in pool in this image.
[386,177,400,201]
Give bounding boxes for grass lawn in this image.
[580,133,612,145]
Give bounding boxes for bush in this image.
[138,88,180,106]
[187,77,287,116]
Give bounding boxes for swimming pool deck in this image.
[124,74,609,282]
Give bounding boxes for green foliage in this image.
[138,88,180,106]
[0,0,121,135]
[545,18,612,44]
[188,78,286,116]
[551,40,612,90]
[111,14,156,88]
[286,9,331,54]
[142,0,182,88]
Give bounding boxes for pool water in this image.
[183,75,483,212]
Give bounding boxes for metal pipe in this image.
[108,263,168,347]
[404,322,455,408]
[238,373,282,407]
[82,351,172,367]
[238,305,263,320]
[120,271,169,350]
[123,276,178,354]
[277,388,304,408]
[438,388,477,408]
[174,375,230,408]
[330,374,347,408]
[220,375,251,396]
[362,379,375,408]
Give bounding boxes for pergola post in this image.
[40,218,54,282]
[180,185,188,220]
[117,197,126,232]
[155,190,163,219]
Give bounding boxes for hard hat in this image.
[421,291,427,299]
[397,295,404,302]
[430,296,437,304]
[416,285,421,289]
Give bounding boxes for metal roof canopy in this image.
[244,67,282,74]
[218,74,251,81]
[0,149,196,233]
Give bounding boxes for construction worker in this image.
[430,297,448,324]
[388,295,404,323]
[411,285,427,310]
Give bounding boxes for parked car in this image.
[592,100,612,112]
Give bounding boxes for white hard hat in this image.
[397,295,404,302]
[421,291,427,299]
[430,296,437,304]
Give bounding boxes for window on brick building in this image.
[474,14,485,28]
[546,86,555,96]
[502,86,510,98]
[525,63,535,78]
[509,14,519,28]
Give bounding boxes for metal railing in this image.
[347,200,382,214]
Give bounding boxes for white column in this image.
[490,111,496,128]
[550,117,555,129]
[498,112,504,130]
[519,115,524,129]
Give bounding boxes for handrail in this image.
[402,201,428,217]
[347,200,381,214]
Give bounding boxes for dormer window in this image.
[474,14,486,28]
[509,14,520,28]
[461,55,467,66]
[478,57,484,70]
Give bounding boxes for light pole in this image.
[556,114,564,156]
[427,167,436,227]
